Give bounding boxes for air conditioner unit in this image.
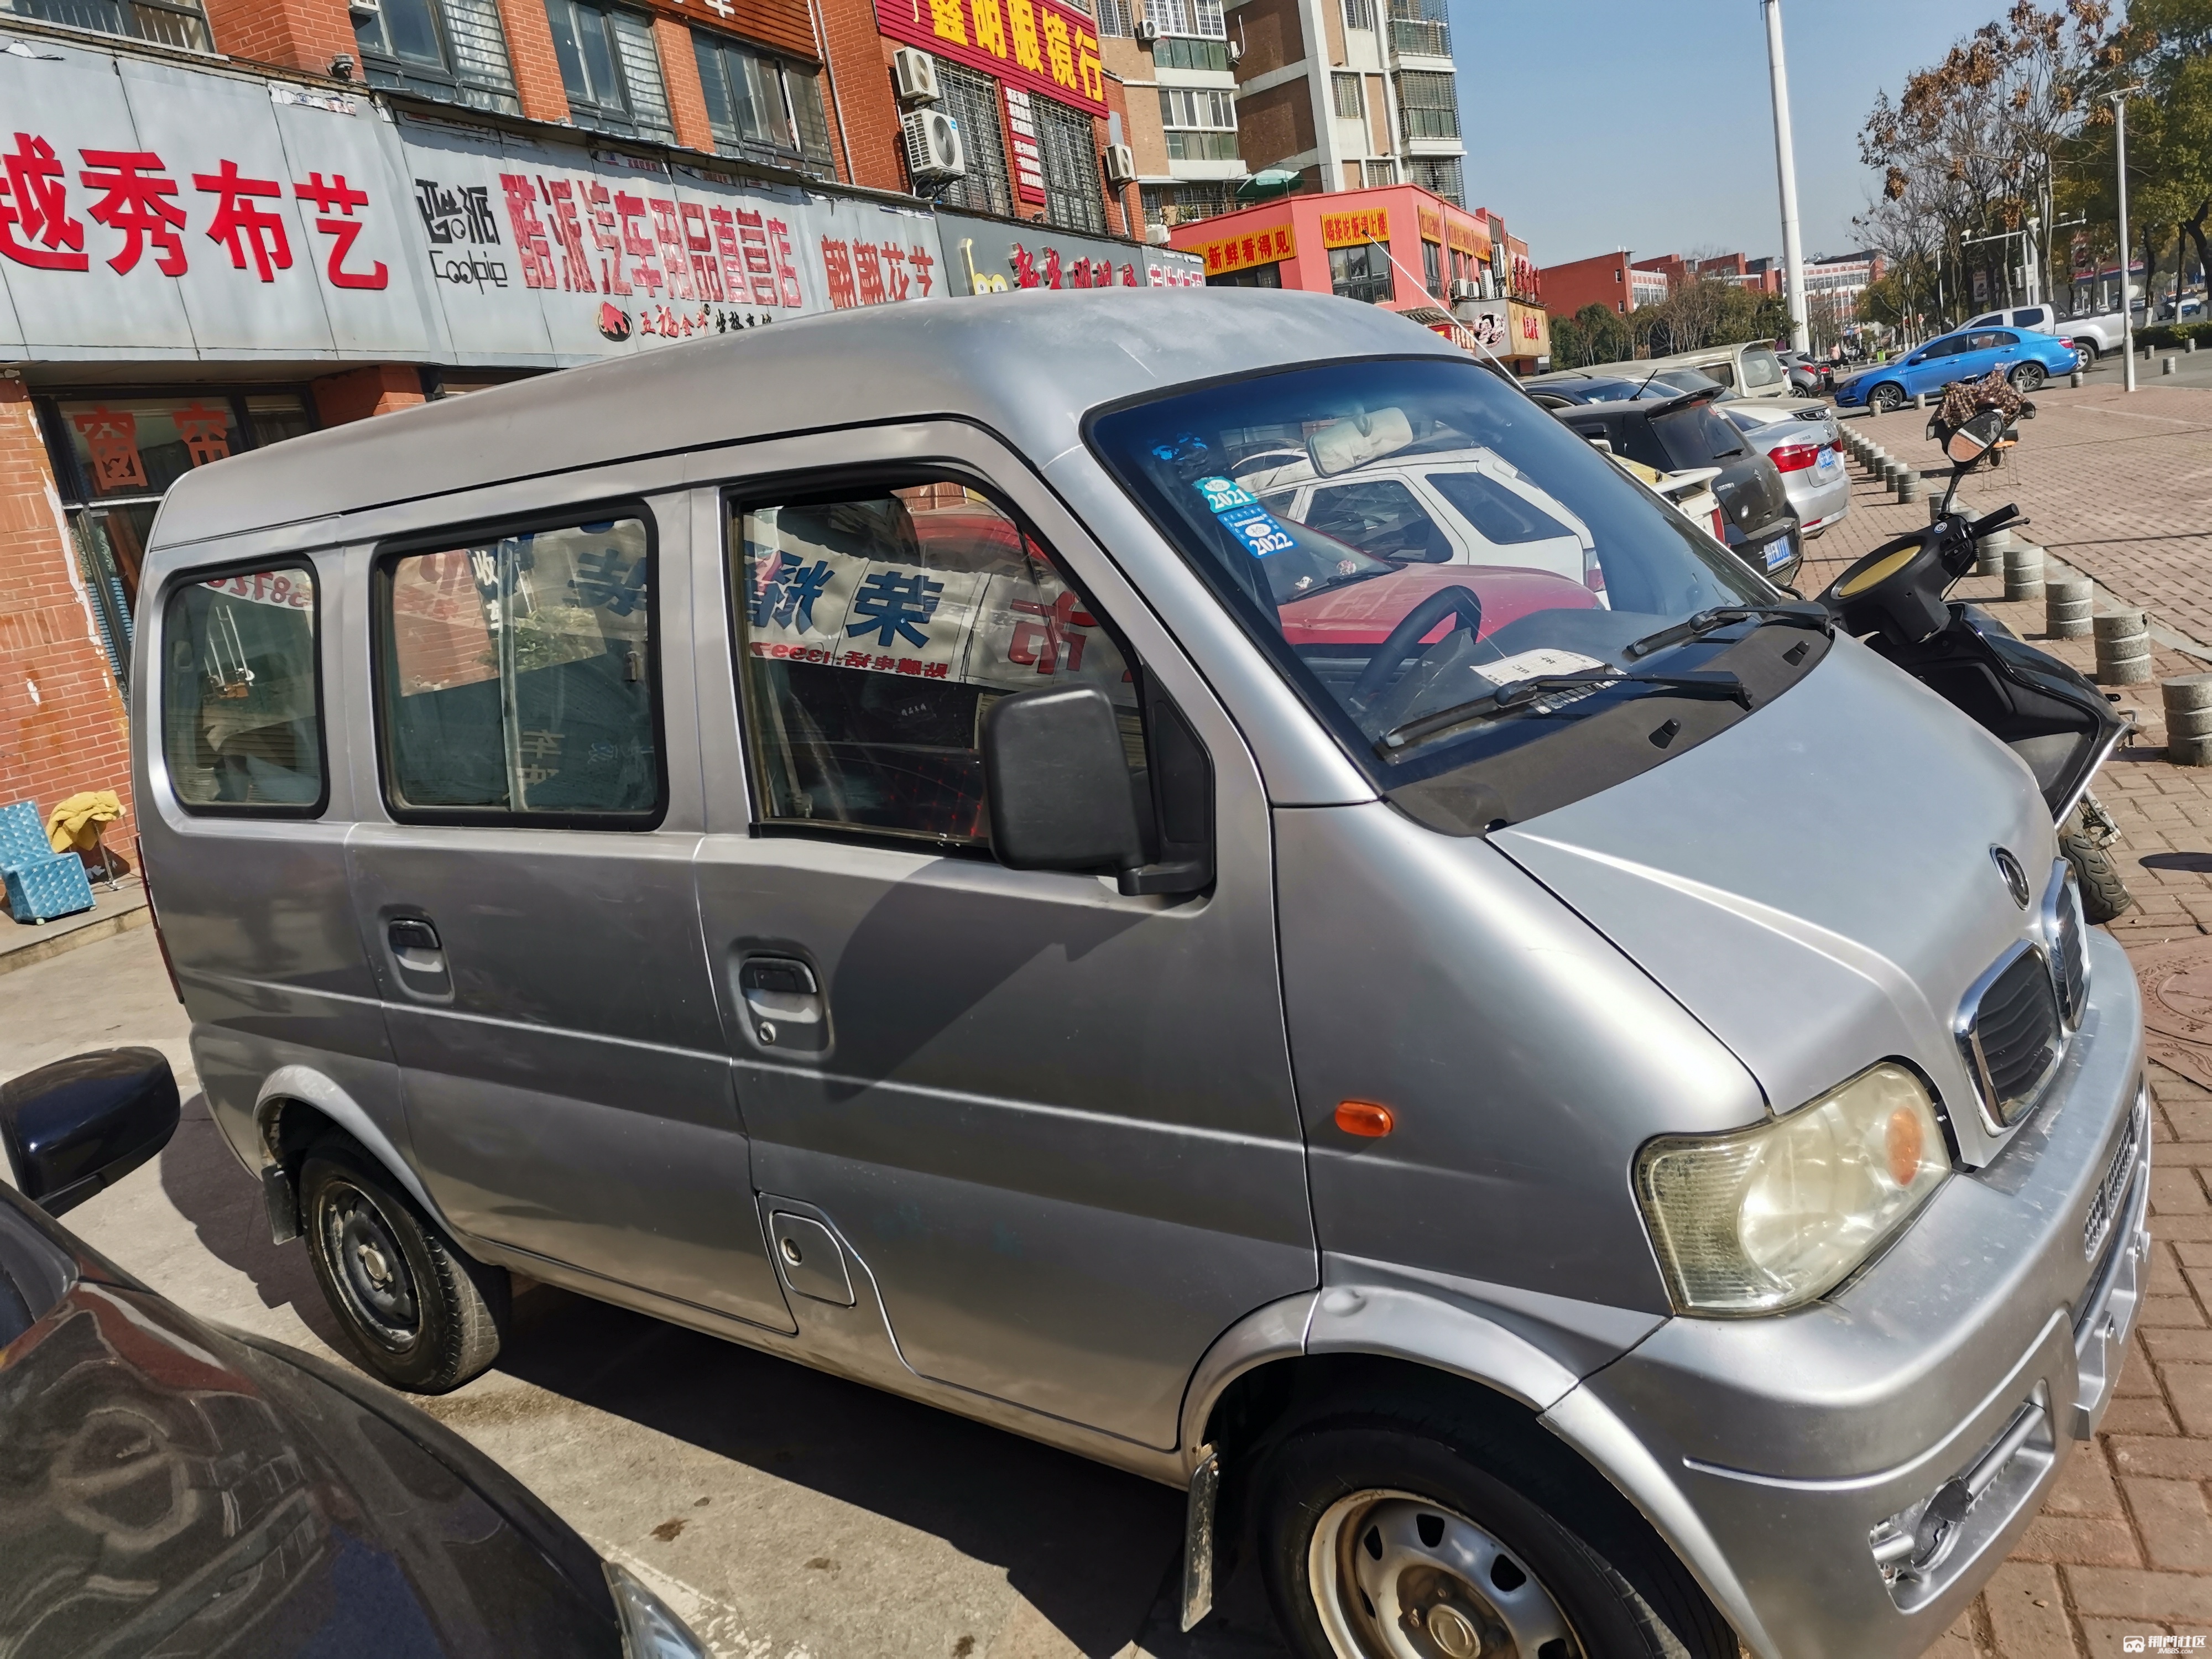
[1135,18,1160,44]
[1147,223,1172,244]
[1449,278,1479,302]
[1103,144,1136,187]
[1225,40,1242,64]
[891,46,941,105]
[902,108,966,184]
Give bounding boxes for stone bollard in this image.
[2165,675,2212,766]
[2164,356,2178,376]
[2046,577,2093,638]
[2070,369,2084,388]
[2190,337,2199,354]
[1913,392,1926,410]
[2095,608,2153,684]
[2003,541,2043,602]
[1976,525,2012,577]
[1897,472,1924,503]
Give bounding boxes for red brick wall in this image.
[200,0,354,75]
[489,0,573,124]
[815,0,905,190]
[655,17,718,153]
[1540,251,1632,320]
[311,365,427,426]
[0,379,136,846]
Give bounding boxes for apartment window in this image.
[1328,242,1391,304]
[1140,181,1237,229]
[1160,87,1238,162]
[8,0,208,50]
[934,61,1014,217]
[1141,0,1223,37]
[1342,0,1374,31]
[694,33,833,175]
[1152,36,1228,69]
[1035,95,1107,233]
[1094,0,1133,32]
[544,0,674,142]
[1404,154,1463,206]
[1331,73,1364,118]
[1421,238,1440,296]
[1394,70,1458,141]
[353,0,521,114]
[1363,159,1395,188]
[1386,0,1448,56]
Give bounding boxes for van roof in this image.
[150,288,1459,551]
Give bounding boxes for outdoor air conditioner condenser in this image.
[902,108,966,184]
[1103,144,1136,188]
[1135,18,1160,44]
[891,46,940,105]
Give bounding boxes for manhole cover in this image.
[2131,935,2212,1088]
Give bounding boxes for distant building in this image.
[1540,251,1670,318]
[1801,251,1884,327]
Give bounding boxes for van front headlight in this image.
[1634,1062,1950,1316]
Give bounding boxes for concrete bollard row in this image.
[2096,609,2152,684]
[2070,369,2084,388]
[2002,542,2043,602]
[2167,675,2212,766]
[2164,356,2178,377]
[1897,472,1923,503]
[2045,578,2094,638]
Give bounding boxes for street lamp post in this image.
[2112,86,2141,394]
[1762,0,1810,356]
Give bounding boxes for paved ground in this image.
[8,389,2212,1658]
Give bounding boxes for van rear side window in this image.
[161,566,325,815]
[375,517,661,825]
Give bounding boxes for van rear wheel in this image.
[1256,1411,1735,1659]
[301,1143,509,1394]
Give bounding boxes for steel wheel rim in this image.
[1308,1488,1581,1659]
[318,1180,422,1352]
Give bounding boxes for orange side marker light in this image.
[1334,1100,1394,1138]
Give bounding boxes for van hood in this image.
[1493,635,2054,1167]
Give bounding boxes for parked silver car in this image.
[133,290,2146,1659]
[1724,398,1850,536]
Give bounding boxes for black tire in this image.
[301,1142,509,1394]
[2011,361,2047,392]
[1867,382,1905,415]
[1255,1406,1736,1659]
[2061,801,2133,923]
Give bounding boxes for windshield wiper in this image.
[1625,603,1829,661]
[1378,669,1751,753]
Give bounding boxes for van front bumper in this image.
[1546,928,2147,1659]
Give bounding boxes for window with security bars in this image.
[1405,154,1463,206]
[693,33,834,176]
[1094,0,1133,31]
[1363,158,1395,187]
[1394,70,1458,140]
[7,0,210,51]
[1140,0,1224,36]
[1035,95,1106,234]
[1386,0,1447,56]
[544,0,674,142]
[1341,0,1374,30]
[353,0,521,114]
[1331,74,1364,118]
[1140,181,1236,229]
[934,62,1014,218]
[1159,86,1238,161]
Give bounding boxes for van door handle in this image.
[738,955,828,1054]
[387,917,444,973]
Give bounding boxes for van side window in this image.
[161,566,324,813]
[376,517,660,823]
[731,481,1140,843]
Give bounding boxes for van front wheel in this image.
[301,1143,509,1394]
[1258,1414,1735,1659]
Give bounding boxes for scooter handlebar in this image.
[1966,503,2023,538]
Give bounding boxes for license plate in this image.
[2084,1106,2142,1262]
[1764,540,1792,568]
[1816,450,1843,473]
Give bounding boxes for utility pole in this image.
[2113,87,2141,393]
[1762,0,1810,354]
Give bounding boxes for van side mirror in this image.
[0,1048,180,1218]
[982,687,1145,877]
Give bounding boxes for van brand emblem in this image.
[1993,847,2031,909]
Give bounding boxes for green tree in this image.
[1550,301,1632,368]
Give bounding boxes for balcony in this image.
[1387,0,1448,58]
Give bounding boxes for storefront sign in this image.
[1190,221,1293,279]
[1445,213,1488,262]
[1003,87,1047,206]
[0,36,943,368]
[938,207,1198,294]
[1417,205,1442,244]
[1319,207,1390,250]
[1508,300,1550,358]
[872,0,1107,119]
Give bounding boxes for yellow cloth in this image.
[46,790,122,854]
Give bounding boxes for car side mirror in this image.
[0,1048,180,1218]
[982,687,1145,877]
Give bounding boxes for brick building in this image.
[0,0,1194,869]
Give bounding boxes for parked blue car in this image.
[1835,325,2078,414]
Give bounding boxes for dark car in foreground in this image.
[0,1048,706,1659]
[1544,384,1803,587]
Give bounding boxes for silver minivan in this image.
[134,290,2147,1659]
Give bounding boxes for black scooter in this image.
[1820,404,2134,920]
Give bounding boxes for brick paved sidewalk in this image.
[1792,431,2212,1658]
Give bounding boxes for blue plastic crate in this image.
[0,801,50,869]
[3,853,95,923]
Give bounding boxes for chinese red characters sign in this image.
[1319,207,1390,250]
[1191,221,1293,279]
[873,0,1107,119]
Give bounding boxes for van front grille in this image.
[1958,943,2064,1126]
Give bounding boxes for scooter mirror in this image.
[1944,409,2007,466]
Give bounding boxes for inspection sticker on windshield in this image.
[1196,475,1297,559]
[1470,649,1612,716]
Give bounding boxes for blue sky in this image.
[1451,0,2007,267]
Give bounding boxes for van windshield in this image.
[1089,357,1810,828]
